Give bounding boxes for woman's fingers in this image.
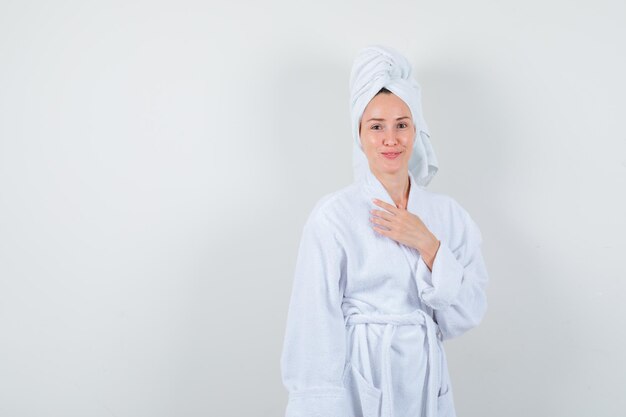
[370,208,393,222]
[372,198,399,214]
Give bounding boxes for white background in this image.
[1,1,625,416]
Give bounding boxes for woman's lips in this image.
[382,151,401,160]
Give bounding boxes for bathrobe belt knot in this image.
[344,308,443,417]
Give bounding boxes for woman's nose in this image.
[383,129,399,144]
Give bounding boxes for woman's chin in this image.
[375,162,406,175]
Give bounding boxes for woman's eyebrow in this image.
[366,116,411,122]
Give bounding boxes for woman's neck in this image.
[375,170,410,209]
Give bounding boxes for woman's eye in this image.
[398,123,407,128]
[371,125,381,130]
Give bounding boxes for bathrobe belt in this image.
[345,308,443,417]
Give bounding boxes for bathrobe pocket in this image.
[343,361,382,417]
[436,342,457,417]
[437,383,455,417]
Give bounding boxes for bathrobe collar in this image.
[363,168,420,214]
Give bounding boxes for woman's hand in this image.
[370,198,441,270]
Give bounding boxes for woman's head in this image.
[350,45,438,185]
[358,87,415,177]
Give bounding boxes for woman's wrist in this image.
[419,237,441,271]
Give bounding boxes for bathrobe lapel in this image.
[363,168,423,269]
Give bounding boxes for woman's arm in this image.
[413,201,489,340]
[280,204,349,416]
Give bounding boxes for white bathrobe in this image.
[280,167,489,417]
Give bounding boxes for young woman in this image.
[280,45,489,417]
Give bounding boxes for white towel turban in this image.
[349,45,439,186]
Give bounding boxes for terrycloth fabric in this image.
[350,45,439,186]
[280,168,489,417]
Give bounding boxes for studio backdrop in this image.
[0,1,624,416]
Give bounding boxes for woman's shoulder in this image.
[417,187,481,233]
[415,185,466,213]
[421,188,484,248]
[305,183,360,228]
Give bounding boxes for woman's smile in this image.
[382,151,402,159]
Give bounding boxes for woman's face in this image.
[359,92,415,176]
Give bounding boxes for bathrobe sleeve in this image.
[414,200,489,340]
[280,205,349,417]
